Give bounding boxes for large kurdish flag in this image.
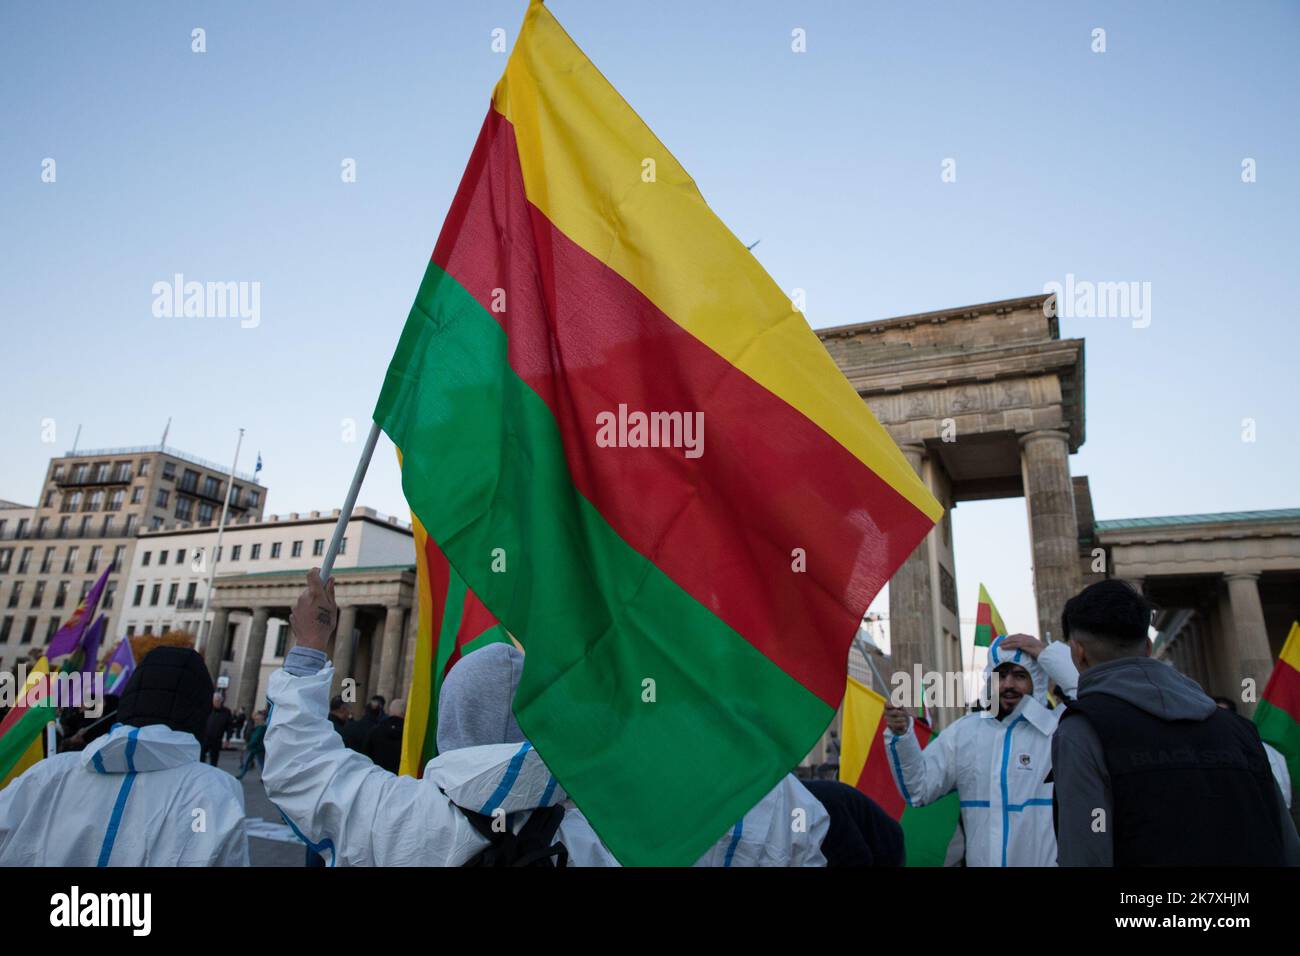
[399,515,515,778]
[839,676,959,866]
[374,1,941,865]
[1255,621,1300,793]
[973,583,1007,648]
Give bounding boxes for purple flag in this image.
[81,615,107,674]
[103,637,136,695]
[45,566,111,659]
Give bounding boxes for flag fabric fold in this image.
[1256,621,1300,793]
[374,0,940,865]
[45,566,110,660]
[839,676,959,866]
[973,583,1008,648]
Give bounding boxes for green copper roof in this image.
[1096,509,1300,531]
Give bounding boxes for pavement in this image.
[211,746,313,867]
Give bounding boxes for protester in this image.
[0,647,249,865]
[801,778,905,866]
[1052,579,1300,866]
[228,707,247,744]
[203,693,233,768]
[365,698,406,774]
[328,696,351,737]
[236,711,268,780]
[882,632,1078,866]
[264,570,830,866]
[341,694,386,753]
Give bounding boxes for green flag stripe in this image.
[375,262,833,866]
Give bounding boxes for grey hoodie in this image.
[1053,656,1300,866]
[437,643,525,753]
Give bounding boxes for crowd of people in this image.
[0,571,1294,867]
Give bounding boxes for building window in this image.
[79,517,92,536]
[250,543,261,560]
[53,464,65,480]
[40,547,54,574]
[133,584,144,607]
[0,616,11,642]
[126,625,136,637]
[143,625,153,635]
[156,489,170,508]
[180,469,200,493]
[15,519,28,539]
[35,517,48,537]
[167,583,178,605]
[151,517,163,530]
[45,617,61,641]
[101,516,114,537]
[108,489,124,511]
[65,492,82,513]
[114,462,132,482]
[271,542,281,559]
[0,549,10,573]
[79,580,92,601]
[291,540,303,558]
[71,464,88,483]
[231,545,242,561]
[30,581,45,608]
[231,484,242,507]
[339,537,347,555]
[131,487,144,504]
[104,581,117,610]
[124,514,138,534]
[87,490,105,511]
[274,622,289,658]
[142,550,152,567]
[162,462,176,481]
[197,501,214,524]
[215,546,222,562]
[175,497,194,521]
[247,489,260,508]
[203,475,221,499]
[7,582,22,608]
[159,550,168,566]
[112,545,125,572]
[54,581,69,608]
[57,517,69,536]
[43,490,55,508]
[185,582,197,605]
[18,548,33,574]
[138,458,150,477]
[313,539,324,557]
[87,546,102,573]
[93,462,109,482]
[150,584,161,607]
[20,617,37,644]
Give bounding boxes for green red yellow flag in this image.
[0,657,56,789]
[839,676,959,866]
[973,583,1008,648]
[398,516,515,778]
[1255,621,1300,793]
[374,0,941,865]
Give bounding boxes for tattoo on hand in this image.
[316,607,333,627]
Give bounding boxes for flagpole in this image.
[196,428,244,656]
[320,421,382,584]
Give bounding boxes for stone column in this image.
[1020,430,1081,643]
[1225,573,1272,717]
[330,604,358,701]
[237,607,271,715]
[365,618,385,701]
[887,445,935,708]
[375,604,406,703]
[398,607,420,699]
[204,606,231,680]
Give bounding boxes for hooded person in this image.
[1053,580,1300,866]
[881,633,1079,866]
[264,572,830,866]
[0,647,249,866]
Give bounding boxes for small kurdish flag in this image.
[839,676,959,866]
[973,583,1008,648]
[1255,621,1300,794]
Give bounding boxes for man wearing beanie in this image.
[0,646,249,866]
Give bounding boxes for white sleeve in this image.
[1039,642,1080,700]
[884,717,959,807]
[262,663,478,866]
[177,772,250,866]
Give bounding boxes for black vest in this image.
[1060,693,1284,866]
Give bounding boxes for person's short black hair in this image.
[329,695,346,711]
[1061,579,1152,648]
[370,695,386,708]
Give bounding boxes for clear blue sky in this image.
[2,1,1297,648]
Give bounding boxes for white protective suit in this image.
[885,637,1079,867]
[263,657,830,866]
[0,723,249,866]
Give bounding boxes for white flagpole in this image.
[320,421,383,584]
[196,428,244,655]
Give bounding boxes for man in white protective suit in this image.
[0,646,249,866]
[882,632,1078,866]
[262,570,831,866]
